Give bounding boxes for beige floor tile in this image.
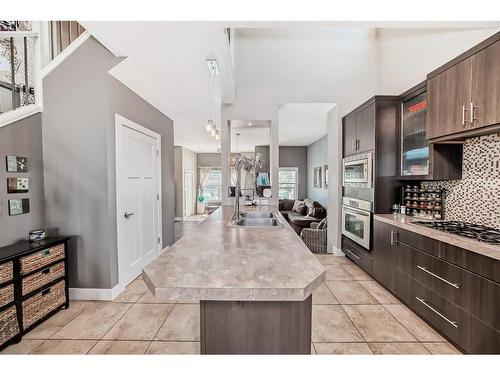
[113,279,148,303]
[342,305,416,342]
[422,342,462,354]
[342,264,372,281]
[326,281,378,305]
[137,290,178,304]
[0,339,44,354]
[155,304,200,341]
[369,342,429,354]
[52,302,131,340]
[384,304,445,342]
[24,301,96,339]
[31,339,97,354]
[104,303,173,340]
[311,344,317,354]
[146,341,200,354]
[315,254,352,265]
[358,281,400,304]
[312,305,364,343]
[323,264,354,281]
[88,340,150,354]
[314,342,373,354]
[312,283,339,305]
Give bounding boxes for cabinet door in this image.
[372,220,396,292]
[356,103,376,153]
[471,40,500,129]
[427,58,472,139]
[343,115,357,156]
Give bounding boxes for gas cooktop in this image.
[412,221,500,245]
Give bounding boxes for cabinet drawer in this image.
[0,261,13,284]
[397,242,500,331]
[342,236,373,274]
[0,284,14,309]
[22,261,65,296]
[22,280,66,330]
[20,244,65,275]
[396,270,468,350]
[0,305,20,346]
[396,227,440,257]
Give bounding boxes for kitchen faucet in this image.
[234,153,262,223]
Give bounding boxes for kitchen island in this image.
[143,205,325,354]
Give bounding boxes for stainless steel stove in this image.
[413,221,500,245]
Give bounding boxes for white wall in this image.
[377,28,500,94]
[173,146,198,217]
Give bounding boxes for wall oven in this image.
[341,197,372,250]
[342,152,373,188]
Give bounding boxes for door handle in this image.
[124,212,134,219]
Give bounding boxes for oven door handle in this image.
[343,206,371,217]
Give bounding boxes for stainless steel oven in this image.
[342,152,373,188]
[341,197,372,250]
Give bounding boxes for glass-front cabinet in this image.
[401,91,429,177]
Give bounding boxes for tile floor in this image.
[1,254,462,355]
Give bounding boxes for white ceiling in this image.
[278,103,336,146]
[229,120,271,153]
[80,21,235,153]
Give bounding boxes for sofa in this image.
[279,198,327,235]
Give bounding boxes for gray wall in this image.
[42,36,175,289]
[197,153,221,168]
[174,146,183,218]
[307,135,328,207]
[0,113,45,247]
[279,146,308,200]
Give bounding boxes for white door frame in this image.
[184,169,194,218]
[115,114,162,291]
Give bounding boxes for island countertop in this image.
[142,205,326,301]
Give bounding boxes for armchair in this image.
[300,220,327,253]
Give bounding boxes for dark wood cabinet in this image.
[342,236,373,274]
[371,218,500,354]
[471,40,500,129]
[342,103,376,157]
[427,33,500,141]
[372,220,396,293]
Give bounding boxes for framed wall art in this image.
[7,177,29,193]
[313,167,322,188]
[8,198,30,216]
[323,165,328,188]
[6,156,28,172]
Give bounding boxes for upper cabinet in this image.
[427,34,500,141]
[343,103,375,157]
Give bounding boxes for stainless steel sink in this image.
[228,212,284,228]
[240,212,274,219]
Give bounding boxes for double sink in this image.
[229,212,284,228]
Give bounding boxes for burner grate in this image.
[413,221,500,245]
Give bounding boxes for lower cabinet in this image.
[342,236,373,274]
[365,219,500,354]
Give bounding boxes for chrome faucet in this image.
[234,153,262,223]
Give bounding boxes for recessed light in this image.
[248,122,253,126]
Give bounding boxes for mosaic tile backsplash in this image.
[422,133,500,229]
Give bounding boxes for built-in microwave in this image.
[342,152,373,188]
[341,197,372,250]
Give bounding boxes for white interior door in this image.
[184,170,194,217]
[116,115,161,287]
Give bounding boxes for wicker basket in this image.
[0,284,14,309]
[20,244,65,275]
[22,280,66,330]
[22,262,65,296]
[0,305,19,346]
[0,261,13,284]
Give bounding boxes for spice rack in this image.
[403,184,445,219]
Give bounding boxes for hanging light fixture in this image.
[205,58,220,141]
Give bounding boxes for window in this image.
[279,167,298,200]
[202,169,222,202]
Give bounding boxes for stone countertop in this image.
[374,214,500,261]
[142,205,326,302]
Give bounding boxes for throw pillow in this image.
[304,199,315,216]
[296,204,308,216]
[292,199,303,212]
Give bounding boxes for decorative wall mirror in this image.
[313,167,322,188]
[323,165,328,188]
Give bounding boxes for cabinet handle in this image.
[416,297,458,328]
[461,105,468,127]
[356,139,360,150]
[344,248,360,260]
[390,230,397,245]
[470,102,478,125]
[351,140,356,151]
[417,265,459,289]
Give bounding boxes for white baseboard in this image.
[69,283,124,301]
[329,245,345,256]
